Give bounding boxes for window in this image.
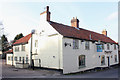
[15,57,17,61]
[85,41,89,50]
[22,57,24,64]
[15,47,19,52]
[115,55,117,62]
[101,55,105,65]
[114,44,116,50]
[79,55,85,68]
[73,39,79,49]
[26,57,28,63]
[19,57,21,62]
[11,57,13,61]
[107,44,110,50]
[21,45,25,51]
[8,57,10,60]
[102,44,104,50]
[35,40,38,47]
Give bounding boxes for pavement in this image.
[1,59,120,78]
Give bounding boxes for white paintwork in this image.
[63,37,119,74]
[6,54,13,65]
[11,9,119,74]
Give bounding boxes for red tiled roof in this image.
[48,21,116,44]
[13,33,32,45]
[4,49,13,54]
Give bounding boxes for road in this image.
[1,59,120,78]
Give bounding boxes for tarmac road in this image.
[1,59,120,78]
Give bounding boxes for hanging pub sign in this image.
[97,44,102,52]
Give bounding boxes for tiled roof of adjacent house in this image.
[48,21,116,44]
[4,49,13,54]
[13,33,32,46]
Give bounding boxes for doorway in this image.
[107,57,110,67]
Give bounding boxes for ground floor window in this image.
[26,57,28,63]
[15,57,17,61]
[19,57,21,62]
[8,57,10,60]
[79,55,85,68]
[101,55,105,65]
[115,55,117,62]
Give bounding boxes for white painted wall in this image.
[6,54,13,65]
[62,37,119,74]
[13,43,31,66]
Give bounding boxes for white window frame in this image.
[73,39,79,49]
[15,46,19,52]
[85,41,89,50]
[101,55,105,65]
[21,45,25,51]
[79,55,86,68]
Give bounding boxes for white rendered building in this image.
[10,6,119,74]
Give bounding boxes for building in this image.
[7,6,119,74]
[0,39,2,58]
[5,49,13,65]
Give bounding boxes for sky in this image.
[0,1,118,42]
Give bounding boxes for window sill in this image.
[79,65,86,69]
[101,64,105,66]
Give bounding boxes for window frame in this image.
[114,44,116,50]
[73,39,79,49]
[115,55,117,62]
[78,55,86,68]
[101,55,105,65]
[107,44,110,50]
[15,46,19,52]
[85,41,89,50]
[21,45,25,51]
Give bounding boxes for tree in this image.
[14,33,24,42]
[1,35,9,59]
[1,35,9,52]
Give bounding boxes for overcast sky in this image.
[0,1,118,42]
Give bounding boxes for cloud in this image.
[106,11,118,21]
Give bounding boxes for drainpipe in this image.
[30,30,35,69]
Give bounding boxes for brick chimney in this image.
[102,29,107,36]
[71,17,79,28]
[40,6,51,21]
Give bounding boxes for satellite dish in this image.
[31,29,35,34]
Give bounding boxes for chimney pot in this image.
[71,17,79,28]
[102,29,107,36]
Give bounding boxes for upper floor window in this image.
[21,45,25,51]
[73,39,79,49]
[101,55,105,65]
[15,47,19,52]
[35,40,38,47]
[79,55,85,68]
[102,44,104,50]
[114,44,116,50]
[107,44,110,50]
[85,41,89,50]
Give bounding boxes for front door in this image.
[107,57,110,67]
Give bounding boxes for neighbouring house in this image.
[9,6,119,74]
[5,49,13,65]
[0,39,2,58]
